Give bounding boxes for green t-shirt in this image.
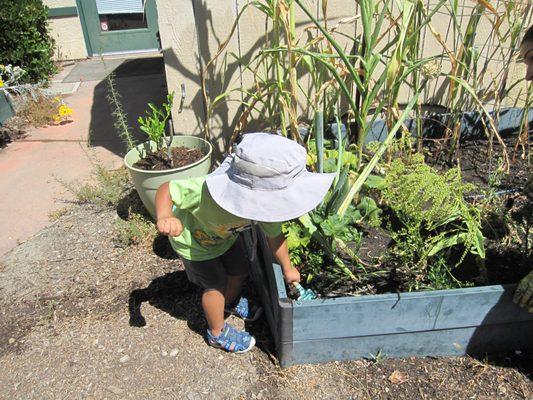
[168,177,282,261]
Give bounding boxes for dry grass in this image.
[56,162,156,247]
[57,164,131,208]
[16,93,59,128]
[48,207,71,222]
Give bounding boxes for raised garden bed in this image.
[247,229,533,368]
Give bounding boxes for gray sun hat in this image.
[205,132,336,222]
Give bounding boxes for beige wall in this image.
[45,0,76,7]
[157,0,532,154]
[44,0,88,61]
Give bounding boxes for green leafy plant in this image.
[0,0,56,83]
[380,154,484,291]
[138,92,174,150]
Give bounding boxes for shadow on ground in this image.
[88,57,167,157]
[128,234,276,359]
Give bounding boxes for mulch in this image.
[0,201,531,399]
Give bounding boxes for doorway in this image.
[76,0,160,56]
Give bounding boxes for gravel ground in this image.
[0,205,531,400]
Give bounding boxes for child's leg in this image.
[220,237,251,305]
[181,257,228,335]
[201,289,225,336]
[224,274,247,305]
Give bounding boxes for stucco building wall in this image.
[44,0,88,60]
[156,1,530,154]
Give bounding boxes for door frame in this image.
[75,0,160,56]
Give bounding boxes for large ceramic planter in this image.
[245,230,533,368]
[124,135,212,218]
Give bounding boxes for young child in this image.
[155,133,335,352]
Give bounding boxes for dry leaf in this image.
[388,370,408,384]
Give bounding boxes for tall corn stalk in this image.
[294,0,446,211]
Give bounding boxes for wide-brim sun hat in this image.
[206,132,336,222]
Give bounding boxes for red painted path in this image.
[0,79,122,256]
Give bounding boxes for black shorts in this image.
[181,236,250,290]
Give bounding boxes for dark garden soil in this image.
[425,135,532,190]
[0,202,531,399]
[0,120,27,149]
[133,146,205,171]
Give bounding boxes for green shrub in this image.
[0,0,57,83]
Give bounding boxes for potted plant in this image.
[123,85,213,217]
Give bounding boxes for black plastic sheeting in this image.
[365,107,533,144]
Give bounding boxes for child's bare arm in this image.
[155,182,183,237]
[266,234,300,283]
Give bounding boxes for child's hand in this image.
[283,266,301,284]
[157,217,183,237]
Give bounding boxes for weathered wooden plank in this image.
[292,291,443,340]
[269,256,532,341]
[290,286,529,341]
[433,286,532,329]
[280,321,533,367]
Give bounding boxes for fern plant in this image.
[380,154,485,291]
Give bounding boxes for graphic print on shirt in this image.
[193,222,250,247]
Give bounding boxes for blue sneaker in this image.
[225,297,263,322]
[207,323,256,353]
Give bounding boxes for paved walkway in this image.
[0,55,166,256]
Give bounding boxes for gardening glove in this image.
[513,271,533,313]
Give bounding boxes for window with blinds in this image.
[96,0,145,15]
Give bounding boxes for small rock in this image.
[169,349,179,357]
[107,385,124,395]
[119,355,130,363]
[218,355,223,360]
[8,338,15,344]
[162,351,168,356]
[388,370,408,384]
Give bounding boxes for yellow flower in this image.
[52,114,61,123]
[0,79,4,88]
[58,104,73,117]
